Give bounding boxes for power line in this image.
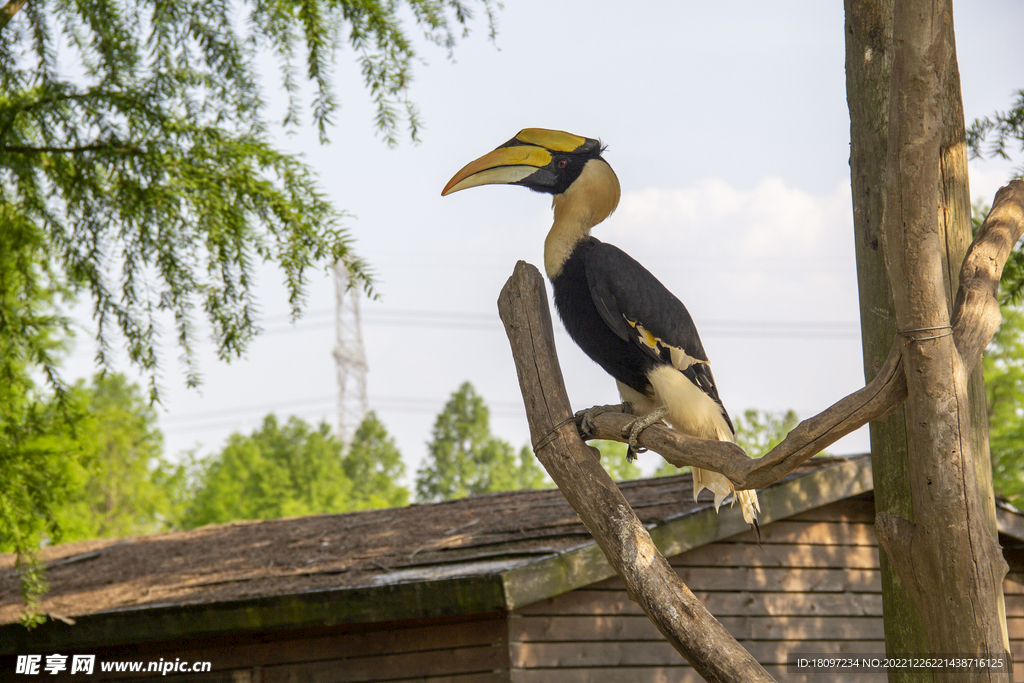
[160,394,339,424]
[65,307,860,363]
[257,308,861,340]
[160,394,526,434]
[163,406,530,436]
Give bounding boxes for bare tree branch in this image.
[498,261,775,683]
[953,181,1024,365]
[579,342,906,489]
[0,0,27,33]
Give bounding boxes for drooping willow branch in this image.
[1,143,142,155]
[578,179,1024,490]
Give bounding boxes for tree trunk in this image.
[846,1,1007,677]
[871,0,1009,679]
[845,3,932,679]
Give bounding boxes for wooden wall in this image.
[510,498,888,683]
[1006,568,1024,676]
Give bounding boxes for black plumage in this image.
[551,235,734,435]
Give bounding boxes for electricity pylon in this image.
[333,261,369,447]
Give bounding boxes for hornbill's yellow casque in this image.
[442,128,760,528]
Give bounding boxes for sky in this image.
[63,0,1024,483]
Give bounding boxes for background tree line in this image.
[0,370,811,549]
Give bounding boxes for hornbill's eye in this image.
[556,158,568,169]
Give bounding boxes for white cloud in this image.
[607,176,852,258]
[594,177,858,323]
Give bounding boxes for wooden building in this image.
[2,454,1023,682]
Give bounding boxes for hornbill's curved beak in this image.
[441,128,598,196]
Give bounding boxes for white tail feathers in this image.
[736,489,761,527]
[693,467,761,526]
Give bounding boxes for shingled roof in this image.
[0,455,876,652]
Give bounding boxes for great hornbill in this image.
[442,128,759,528]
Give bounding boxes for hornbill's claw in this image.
[573,403,627,439]
[621,406,668,462]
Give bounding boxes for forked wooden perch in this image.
[574,180,1024,490]
[497,264,775,683]
[497,180,1022,682]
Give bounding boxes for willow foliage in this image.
[0,0,496,623]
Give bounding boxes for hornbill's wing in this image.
[584,241,730,413]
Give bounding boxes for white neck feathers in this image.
[544,159,621,278]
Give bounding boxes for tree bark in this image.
[0,0,28,32]
[497,261,775,683]
[875,0,1009,678]
[845,0,932,676]
[935,0,999,548]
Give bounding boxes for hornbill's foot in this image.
[574,403,627,439]
[621,406,668,462]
